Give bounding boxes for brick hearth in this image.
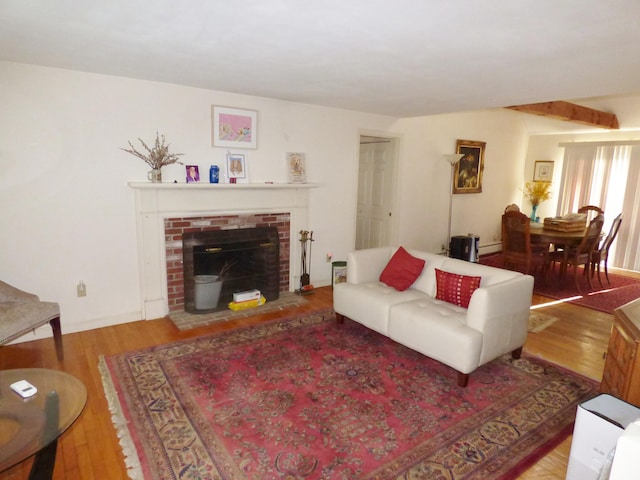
[164,212,291,312]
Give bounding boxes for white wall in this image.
[0,61,398,338]
[1,61,533,340]
[396,109,531,253]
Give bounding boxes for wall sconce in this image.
[443,154,464,254]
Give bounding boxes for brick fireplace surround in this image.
[129,182,314,320]
[164,213,290,312]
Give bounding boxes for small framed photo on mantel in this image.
[186,165,200,183]
[226,153,247,183]
[287,152,307,183]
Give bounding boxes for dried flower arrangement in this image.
[524,181,552,206]
[121,132,184,170]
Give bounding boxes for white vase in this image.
[147,169,162,183]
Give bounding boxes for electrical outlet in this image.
[77,281,86,297]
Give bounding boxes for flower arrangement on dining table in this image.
[524,181,552,207]
[524,181,552,221]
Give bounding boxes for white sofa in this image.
[333,247,534,387]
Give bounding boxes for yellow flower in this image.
[524,181,552,207]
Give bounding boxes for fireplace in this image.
[182,227,280,313]
[129,182,313,319]
[165,212,290,313]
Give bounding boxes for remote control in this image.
[10,380,38,398]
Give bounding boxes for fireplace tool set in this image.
[296,230,314,294]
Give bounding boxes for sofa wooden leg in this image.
[512,346,523,359]
[457,372,469,388]
[49,316,64,361]
[335,313,345,324]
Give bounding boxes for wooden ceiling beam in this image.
[506,100,619,129]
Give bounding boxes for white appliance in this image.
[566,394,640,480]
[610,418,640,479]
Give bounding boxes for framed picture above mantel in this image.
[453,139,485,194]
[211,106,257,149]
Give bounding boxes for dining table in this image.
[529,222,603,287]
[528,222,589,247]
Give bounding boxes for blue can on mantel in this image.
[209,165,219,183]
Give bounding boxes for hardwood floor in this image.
[0,285,612,479]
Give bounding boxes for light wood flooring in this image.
[0,282,619,479]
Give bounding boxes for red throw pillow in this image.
[379,247,426,291]
[435,269,481,308]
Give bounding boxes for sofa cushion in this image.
[334,282,428,335]
[405,250,447,296]
[379,246,425,291]
[435,269,481,308]
[388,298,482,374]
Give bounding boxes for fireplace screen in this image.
[182,227,280,313]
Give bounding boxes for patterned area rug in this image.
[100,309,598,479]
[481,253,640,313]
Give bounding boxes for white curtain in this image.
[559,142,640,270]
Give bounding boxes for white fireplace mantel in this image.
[129,182,318,319]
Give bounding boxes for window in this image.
[558,142,640,270]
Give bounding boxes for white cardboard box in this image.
[233,289,261,303]
[566,394,640,480]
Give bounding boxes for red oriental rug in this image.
[100,309,598,479]
[480,253,640,313]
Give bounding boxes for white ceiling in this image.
[2,0,640,122]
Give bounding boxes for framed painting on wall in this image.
[212,106,257,149]
[533,160,554,182]
[453,139,485,194]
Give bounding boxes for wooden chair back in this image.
[502,210,549,275]
[504,204,520,213]
[591,213,623,285]
[576,214,605,258]
[600,213,623,256]
[578,205,604,222]
[502,210,531,256]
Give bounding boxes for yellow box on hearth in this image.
[228,296,266,311]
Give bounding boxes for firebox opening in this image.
[182,226,280,313]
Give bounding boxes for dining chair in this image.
[578,205,605,222]
[591,213,623,286]
[551,213,605,290]
[504,203,520,213]
[501,210,550,276]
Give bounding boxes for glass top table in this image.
[0,368,87,475]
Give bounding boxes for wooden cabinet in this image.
[601,299,640,406]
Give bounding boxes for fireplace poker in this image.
[296,230,315,295]
[308,230,313,281]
